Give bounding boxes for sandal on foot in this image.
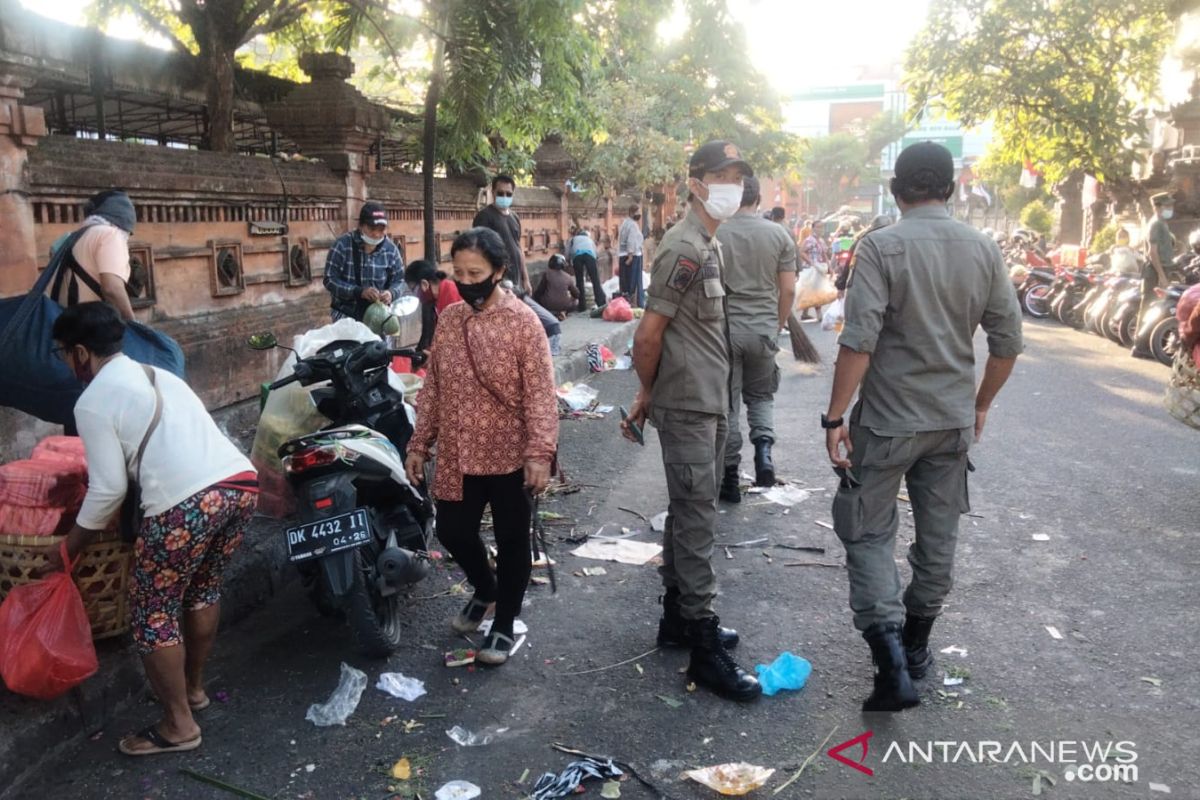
[118,726,202,757]
[450,596,495,634]
[476,632,517,666]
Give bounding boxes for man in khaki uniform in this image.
[715,175,798,499]
[824,142,1023,712]
[622,140,760,702]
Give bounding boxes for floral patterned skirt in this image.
[130,485,257,654]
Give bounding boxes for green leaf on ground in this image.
[656,694,683,708]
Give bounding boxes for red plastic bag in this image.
[0,503,70,536]
[0,542,98,699]
[603,297,634,322]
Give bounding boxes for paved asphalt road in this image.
[16,318,1200,800]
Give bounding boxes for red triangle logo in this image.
[827,731,875,776]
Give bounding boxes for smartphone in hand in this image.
[619,405,644,446]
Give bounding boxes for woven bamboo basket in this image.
[0,530,133,640]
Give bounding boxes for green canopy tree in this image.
[330,0,598,260]
[904,0,1172,183]
[92,0,321,152]
[567,0,802,197]
[798,113,907,212]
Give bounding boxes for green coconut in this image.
[362,301,400,336]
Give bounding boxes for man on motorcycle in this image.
[1134,192,1176,358]
[324,202,408,322]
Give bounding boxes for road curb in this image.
[553,318,638,386]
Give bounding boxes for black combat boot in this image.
[861,622,920,712]
[752,437,776,486]
[657,588,739,649]
[719,464,742,503]
[686,617,761,701]
[902,615,936,680]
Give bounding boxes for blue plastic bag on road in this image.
[755,651,812,696]
[0,232,185,425]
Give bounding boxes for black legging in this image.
[436,470,532,638]
[572,253,606,311]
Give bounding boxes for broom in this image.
[786,311,820,363]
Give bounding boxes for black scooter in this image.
[249,334,434,656]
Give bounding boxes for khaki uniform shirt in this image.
[645,209,730,415]
[716,213,798,338]
[838,205,1023,435]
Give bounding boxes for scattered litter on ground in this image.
[762,551,773,564]
[613,355,632,370]
[376,672,427,702]
[557,383,600,411]
[562,647,660,676]
[773,726,839,795]
[305,662,367,727]
[572,538,662,565]
[814,520,834,530]
[390,758,411,780]
[532,554,557,567]
[634,663,644,675]
[1029,768,1056,796]
[617,506,649,522]
[435,780,482,800]
[214,690,230,703]
[531,757,625,800]
[783,561,841,569]
[304,764,316,773]
[601,780,622,798]
[943,676,964,687]
[755,652,812,696]
[940,645,968,657]
[519,768,531,783]
[685,763,775,795]
[656,694,683,708]
[1149,782,1171,793]
[446,725,507,747]
[178,768,272,800]
[444,648,476,667]
[724,547,734,560]
[1031,533,1050,542]
[651,511,668,532]
[773,543,825,553]
[763,486,810,506]
[718,537,770,548]
[531,576,551,586]
[1044,625,1064,640]
[579,566,607,577]
[1140,676,1164,687]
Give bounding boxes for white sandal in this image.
[476,632,517,665]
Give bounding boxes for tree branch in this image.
[125,3,194,55]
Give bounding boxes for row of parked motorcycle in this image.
[1007,230,1200,366]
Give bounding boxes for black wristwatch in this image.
[821,413,844,430]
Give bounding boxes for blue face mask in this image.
[495,195,514,210]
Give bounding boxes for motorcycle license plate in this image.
[285,508,371,563]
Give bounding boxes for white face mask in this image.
[361,233,385,246]
[1161,208,1174,220]
[699,182,743,221]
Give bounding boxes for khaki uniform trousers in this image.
[725,331,782,466]
[650,406,726,621]
[832,407,972,631]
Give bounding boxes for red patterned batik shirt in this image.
[408,289,559,501]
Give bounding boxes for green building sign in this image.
[901,135,964,159]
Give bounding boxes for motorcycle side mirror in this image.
[247,332,278,350]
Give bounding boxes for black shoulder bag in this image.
[120,366,163,542]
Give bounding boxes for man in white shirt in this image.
[618,205,646,308]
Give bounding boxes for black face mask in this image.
[456,276,499,310]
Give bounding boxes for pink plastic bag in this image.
[0,542,98,699]
[603,297,634,322]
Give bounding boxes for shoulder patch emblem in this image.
[668,256,701,292]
